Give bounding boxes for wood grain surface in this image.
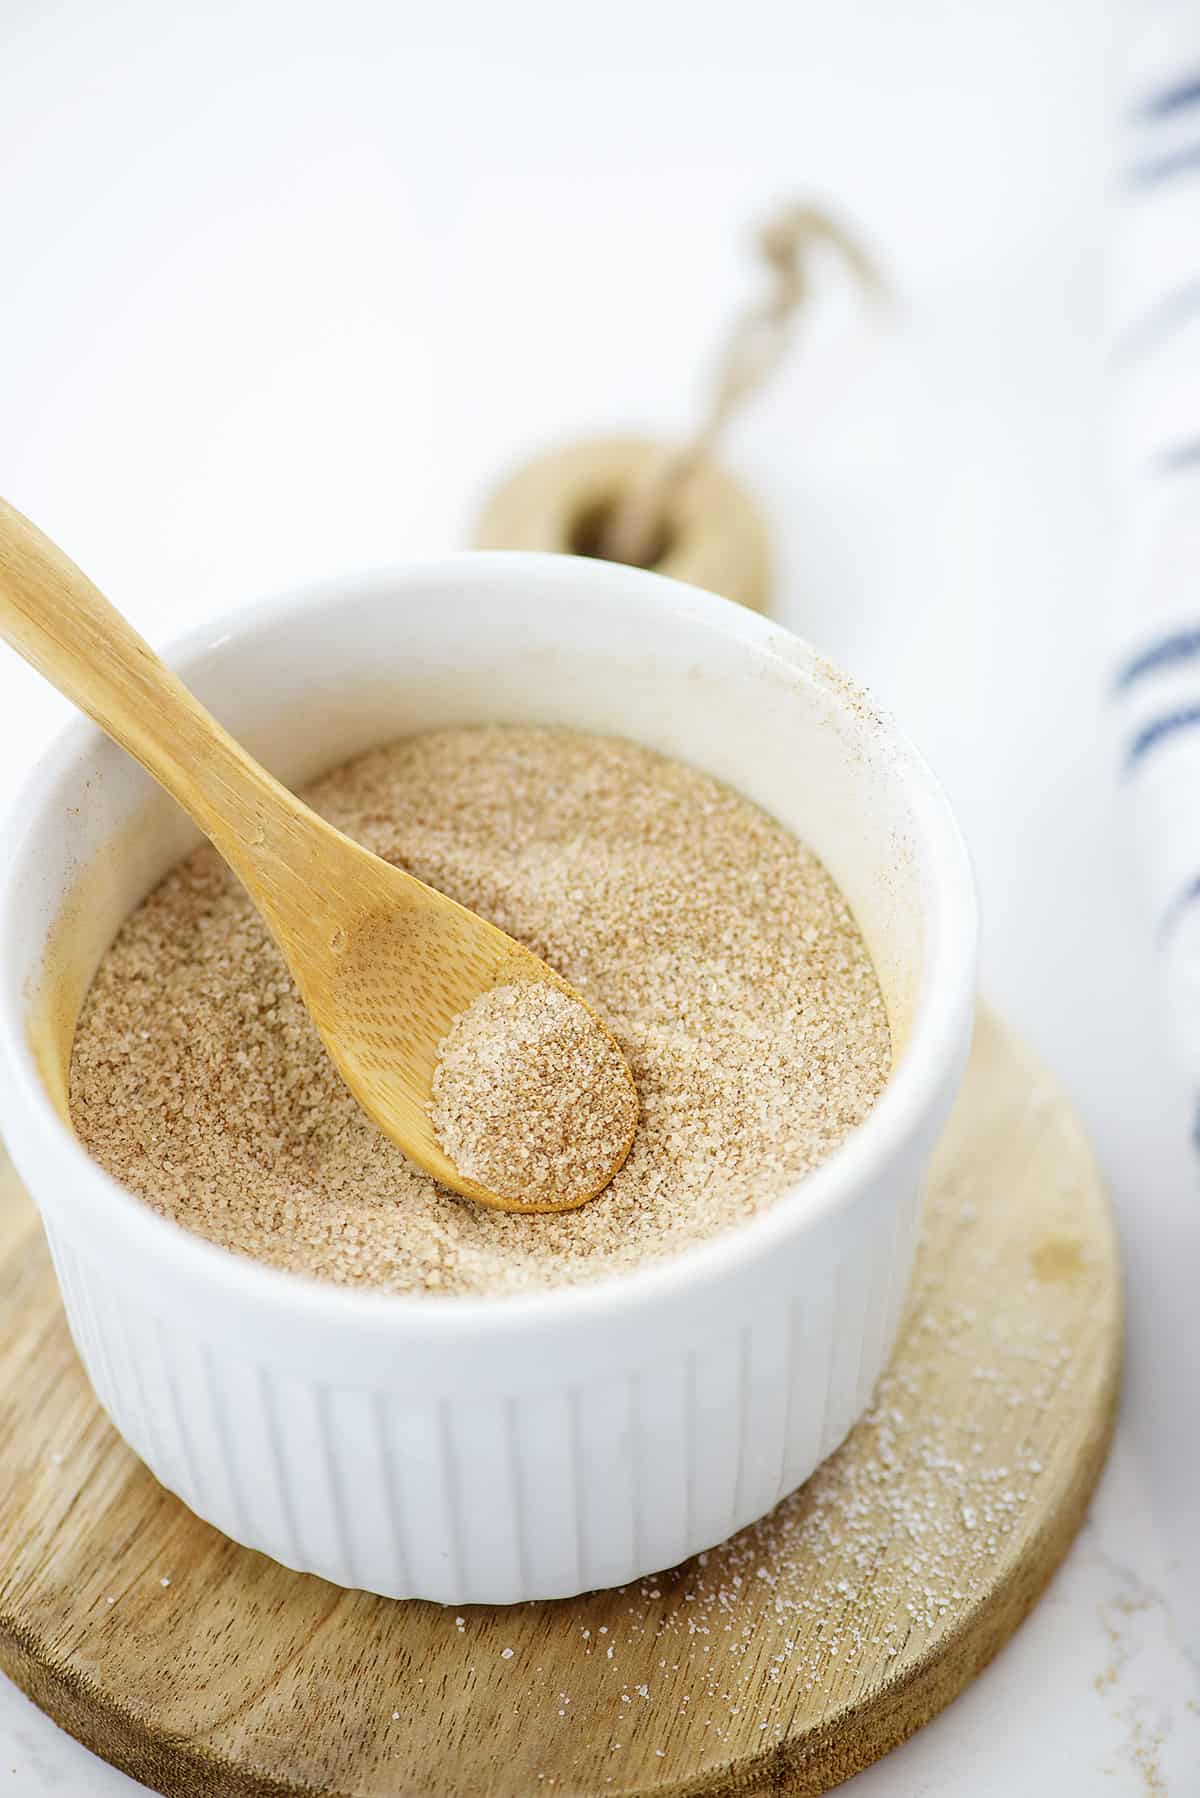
[0,1009,1121,1796]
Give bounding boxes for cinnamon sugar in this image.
[431,982,636,1207]
[68,726,891,1296]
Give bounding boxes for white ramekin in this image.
[0,554,976,1605]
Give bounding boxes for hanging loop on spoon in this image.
[474,200,885,611]
[597,203,887,573]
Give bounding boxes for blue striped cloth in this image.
[1116,14,1200,1100]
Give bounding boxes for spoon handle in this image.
[0,498,302,867]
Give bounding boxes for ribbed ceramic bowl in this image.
[0,554,976,1604]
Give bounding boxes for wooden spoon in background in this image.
[0,500,637,1213]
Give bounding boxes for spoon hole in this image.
[567,497,676,571]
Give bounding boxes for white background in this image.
[2,1,1199,1791]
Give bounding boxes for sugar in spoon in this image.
[0,500,637,1213]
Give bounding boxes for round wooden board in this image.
[0,1009,1121,1797]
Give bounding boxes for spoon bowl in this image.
[280,833,637,1211]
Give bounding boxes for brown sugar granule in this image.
[68,726,891,1296]
[431,982,636,1206]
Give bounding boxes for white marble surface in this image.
[1,0,1198,1790]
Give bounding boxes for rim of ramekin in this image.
[0,552,978,1340]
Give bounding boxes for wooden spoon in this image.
[0,499,637,1213]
